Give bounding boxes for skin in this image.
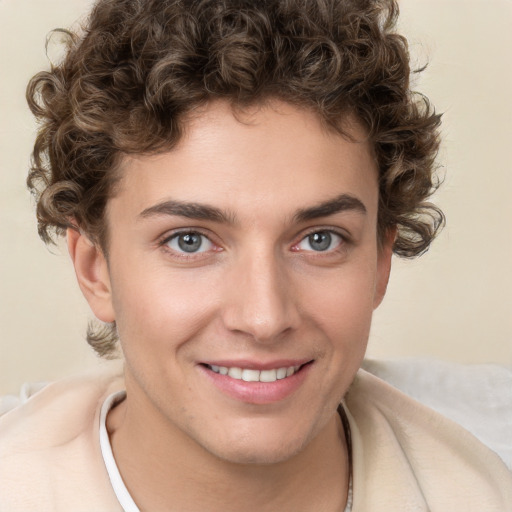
[68,100,394,511]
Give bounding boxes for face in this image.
[76,100,392,465]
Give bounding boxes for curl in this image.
[27,0,444,355]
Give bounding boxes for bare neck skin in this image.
[107,390,350,512]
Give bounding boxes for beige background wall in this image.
[1,0,511,394]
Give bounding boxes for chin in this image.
[211,438,305,466]
[197,422,314,466]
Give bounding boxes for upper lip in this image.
[200,359,313,370]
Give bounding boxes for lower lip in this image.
[198,363,312,405]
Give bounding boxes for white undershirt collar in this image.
[99,391,140,512]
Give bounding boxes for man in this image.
[1,0,511,510]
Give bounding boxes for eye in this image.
[296,230,343,252]
[165,232,214,254]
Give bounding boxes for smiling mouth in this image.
[203,362,311,383]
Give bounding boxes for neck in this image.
[108,388,350,512]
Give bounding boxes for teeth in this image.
[242,369,260,382]
[259,369,277,382]
[228,367,242,379]
[276,367,287,380]
[208,364,302,382]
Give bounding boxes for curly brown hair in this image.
[26,0,444,356]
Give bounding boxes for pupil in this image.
[178,233,202,252]
[309,232,331,251]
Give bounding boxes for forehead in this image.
[111,100,379,223]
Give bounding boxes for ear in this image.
[67,227,115,323]
[373,226,396,309]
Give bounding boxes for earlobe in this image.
[67,227,115,323]
[373,227,397,309]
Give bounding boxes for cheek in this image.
[110,262,221,355]
[300,261,377,343]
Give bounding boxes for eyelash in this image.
[157,227,350,260]
[291,227,349,255]
[158,229,220,260]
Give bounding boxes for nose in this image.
[221,250,300,343]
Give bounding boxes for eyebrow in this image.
[138,193,367,225]
[293,193,367,223]
[139,199,234,224]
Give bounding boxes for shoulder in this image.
[0,364,124,454]
[344,369,512,512]
[0,364,124,512]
